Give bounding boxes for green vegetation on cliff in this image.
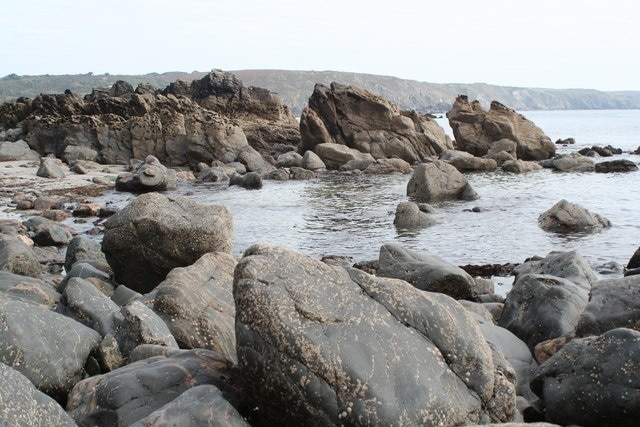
[2,69,639,115]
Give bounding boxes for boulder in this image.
[0,298,101,400]
[314,142,375,170]
[115,155,178,192]
[276,151,303,168]
[0,234,41,277]
[393,201,436,229]
[498,273,590,352]
[628,246,640,269]
[102,192,233,293]
[575,274,640,337]
[0,139,39,161]
[531,328,640,427]
[578,144,622,157]
[538,199,611,233]
[66,347,243,426]
[229,171,263,189]
[130,384,250,427]
[301,150,326,170]
[377,243,481,300]
[501,159,543,173]
[363,157,413,174]
[555,137,575,145]
[36,157,66,179]
[406,160,479,201]
[64,235,109,273]
[0,271,59,308]
[196,166,229,182]
[32,223,73,246]
[448,96,555,160]
[0,363,76,427]
[513,250,598,288]
[440,149,498,172]
[300,83,453,164]
[153,252,238,362]
[595,159,638,173]
[551,152,595,172]
[234,245,516,425]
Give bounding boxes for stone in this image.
[300,83,453,164]
[32,224,73,246]
[501,159,543,173]
[0,271,59,308]
[197,166,229,182]
[406,160,479,201]
[551,152,595,172]
[440,149,498,172]
[66,348,243,426]
[0,234,41,277]
[36,157,67,179]
[234,245,516,425]
[102,192,233,292]
[130,384,250,427]
[538,199,611,233]
[0,298,101,400]
[290,166,316,180]
[0,363,76,426]
[393,201,436,229]
[448,96,555,160]
[533,336,571,364]
[575,274,640,337]
[377,243,481,300]
[276,151,303,168]
[555,137,575,145]
[364,157,413,174]
[115,155,178,192]
[63,145,98,164]
[153,252,238,362]
[301,150,326,170]
[229,171,263,189]
[0,139,39,161]
[64,235,109,273]
[531,328,640,427]
[313,142,375,170]
[628,246,640,269]
[595,159,638,173]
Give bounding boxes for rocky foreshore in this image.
[1,70,640,426]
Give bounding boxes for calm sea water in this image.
[95,110,640,291]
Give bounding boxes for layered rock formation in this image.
[448,95,556,161]
[0,70,296,172]
[299,83,453,168]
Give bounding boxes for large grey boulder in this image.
[300,83,453,165]
[448,95,555,160]
[36,157,67,178]
[407,160,479,201]
[115,155,178,192]
[595,159,638,173]
[501,159,543,173]
[67,347,243,426]
[301,150,326,170]
[0,298,101,400]
[538,199,611,233]
[130,384,250,427]
[0,234,41,278]
[234,245,516,426]
[377,243,481,300]
[0,363,76,426]
[0,139,39,161]
[440,149,498,172]
[500,251,596,352]
[551,152,595,172]
[64,235,109,273]
[153,252,238,362]
[0,271,59,308]
[531,328,640,427]
[575,274,640,337]
[102,192,233,293]
[314,142,375,170]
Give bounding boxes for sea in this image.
[96,110,640,293]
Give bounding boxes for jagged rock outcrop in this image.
[448,95,556,161]
[299,83,453,168]
[0,70,293,172]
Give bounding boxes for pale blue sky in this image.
[2,0,639,91]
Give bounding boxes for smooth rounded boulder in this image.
[115,155,178,192]
[234,244,516,426]
[102,192,233,293]
[407,160,479,201]
[393,201,436,229]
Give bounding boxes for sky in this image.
[2,0,639,91]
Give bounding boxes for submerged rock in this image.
[393,201,436,229]
[595,159,638,173]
